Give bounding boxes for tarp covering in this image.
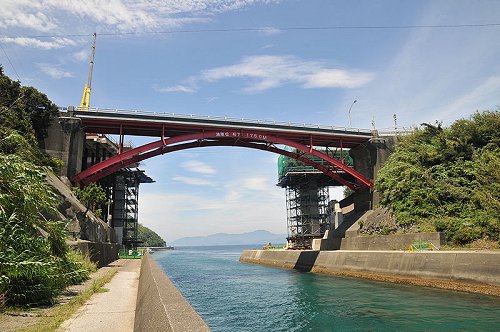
[277,148,353,179]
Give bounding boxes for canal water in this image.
[153,245,500,331]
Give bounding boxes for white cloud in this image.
[0,1,58,32]
[0,1,280,37]
[304,69,374,89]
[200,55,372,93]
[170,55,373,93]
[241,177,268,191]
[0,37,77,50]
[154,84,196,93]
[436,76,500,120]
[206,96,219,103]
[345,1,500,129]
[223,175,283,200]
[258,26,282,35]
[141,192,224,212]
[38,64,74,79]
[172,176,214,186]
[181,160,216,174]
[73,49,89,62]
[224,190,242,202]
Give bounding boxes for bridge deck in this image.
[62,107,373,148]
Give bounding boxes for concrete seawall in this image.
[134,253,210,332]
[240,250,500,294]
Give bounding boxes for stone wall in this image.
[45,172,118,267]
[46,172,114,243]
[134,253,210,332]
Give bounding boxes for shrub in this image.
[0,155,94,306]
[376,111,500,245]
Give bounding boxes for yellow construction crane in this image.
[80,32,96,110]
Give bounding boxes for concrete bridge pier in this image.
[311,133,398,249]
[349,132,397,210]
[43,112,85,179]
[43,111,120,266]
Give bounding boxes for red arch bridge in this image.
[66,107,375,190]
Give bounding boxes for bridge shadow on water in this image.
[293,251,320,272]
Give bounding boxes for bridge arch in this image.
[73,130,373,189]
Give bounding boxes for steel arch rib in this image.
[82,140,359,190]
[72,133,201,182]
[73,130,373,188]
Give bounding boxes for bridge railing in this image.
[59,106,373,134]
[377,128,415,136]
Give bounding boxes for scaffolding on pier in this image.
[82,135,154,248]
[112,168,154,249]
[278,148,353,249]
[285,182,330,249]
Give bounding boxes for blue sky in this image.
[1,1,499,243]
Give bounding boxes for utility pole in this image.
[80,32,96,110]
[393,113,397,130]
[348,99,357,128]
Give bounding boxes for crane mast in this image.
[80,32,96,110]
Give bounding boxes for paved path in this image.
[59,259,141,332]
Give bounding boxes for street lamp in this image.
[348,99,357,128]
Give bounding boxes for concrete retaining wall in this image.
[134,253,210,332]
[73,241,119,268]
[339,232,445,251]
[240,250,500,286]
[239,250,313,270]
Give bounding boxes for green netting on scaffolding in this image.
[277,147,353,178]
[118,249,143,259]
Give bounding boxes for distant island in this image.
[170,230,287,247]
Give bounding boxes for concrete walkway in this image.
[59,259,141,332]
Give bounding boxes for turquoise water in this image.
[153,245,500,331]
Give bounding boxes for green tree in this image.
[0,66,60,169]
[17,86,59,143]
[73,183,108,217]
[138,224,166,247]
[0,66,58,144]
[0,65,21,107]
[376,111,500,245]
[0,68,93,306]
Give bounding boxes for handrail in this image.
[377,128,415,136]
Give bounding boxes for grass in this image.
[17,268,117,332]
[439,237,500,251]
[95,287,109,293]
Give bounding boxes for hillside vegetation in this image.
[0,67,94,306]
[376,111,499,246]
[138,223,166,247]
